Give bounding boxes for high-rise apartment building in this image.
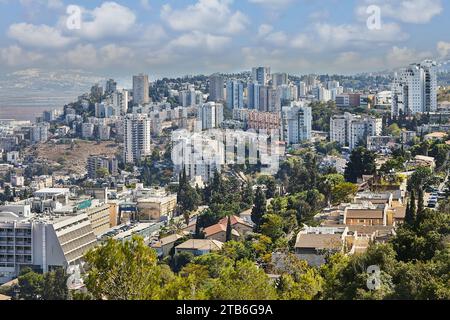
[198,102,224,130]
[226,80,244,109]
[247,82,260,110]
[281,102,312,144]
[330,113,382,150]
[209,74,225,101]
[105,79,117,95]
[133,74,150,106]
[124,114,152,164]
[112,89,129,115]
[272,73,288,87]
[391,60,437,116]
[252,67,271,85]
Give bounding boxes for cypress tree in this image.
[417,188,425,217]
[225,215,232,242]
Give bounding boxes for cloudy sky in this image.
[0,0,449,79]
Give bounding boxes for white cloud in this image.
[71,2,137,40]
[258,24,273,37]
[386,46,432,67]
[169,31,231,52]
[161,0,249,35]
[290,22,408,51]
[437,41,450,58]
[248,0,295,9]
[0,45,42,66]
[8,23,73,48]
[140,0,151,11]
[356,0,443,24]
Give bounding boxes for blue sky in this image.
[0,0,449,79]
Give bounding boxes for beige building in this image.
[84,203,111,236]
[137,194,177,221]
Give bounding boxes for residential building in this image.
[272,73,288,87]
[198,102,224,130]
[175,239,224,256]
[87,155,118,179]
[136,193,177,221]
[123,114,152,164]
[133,74,150,105]
[295,226,352,266]
[281,102,312,144]
[226,80,244,109]
[330,113,382,150]
[252,67,271,85]
[391,60,437,116]
[209,74,225,101]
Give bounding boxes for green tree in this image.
[209,260,278,300]
[225,215,233,242]
[331,182,358,205]
[252,187,267,230]
[17,268,44,300]
[344,147,376,183]
[42,268,69,300]
[260,214,284,242]
[84,236,169,300]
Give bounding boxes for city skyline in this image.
[0,0,449,79]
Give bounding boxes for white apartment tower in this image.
[198,102,224,130]
[330,113,382,150]
[391,60,437,116]
[281,102,312,144]
[133,74,150,106]
[124,114,152,164]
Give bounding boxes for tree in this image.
[225,216,232,242]
[406,190,417,226]
[177,168,199,215]
[260,214,284,242]
[170,252,194,273]
[95,167,109,179]
[344,147,376,183]
[331,182,358,205]
[209,260,278,300]
[417,188,425,217]
[251,187,267,230]
[84,236,168,300]
[42,268,69,300]
[17,268,44,300]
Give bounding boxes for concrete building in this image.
[132,74,150,105]
[392,60,437,116]
[252,67,271,85]
[87,155,118,179]
[281,102,312,144]
[136,193,177,221]
[330,113,382,150]
[0,212,96,284]
[226,80,244,110]
[198,102,224,130]
[124,114,152,164]
[295,226,351,266]
[209,74,225,101]
[272,73,288,87]
[31,123,49,144]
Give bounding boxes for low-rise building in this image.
[175,239,223,256]
[295,226,352,266]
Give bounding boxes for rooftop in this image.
[176,239,224,251]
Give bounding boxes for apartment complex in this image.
[123,114,152,164]
[391,60,437,116]
[330,113,382,150]
[281,103,312,144]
